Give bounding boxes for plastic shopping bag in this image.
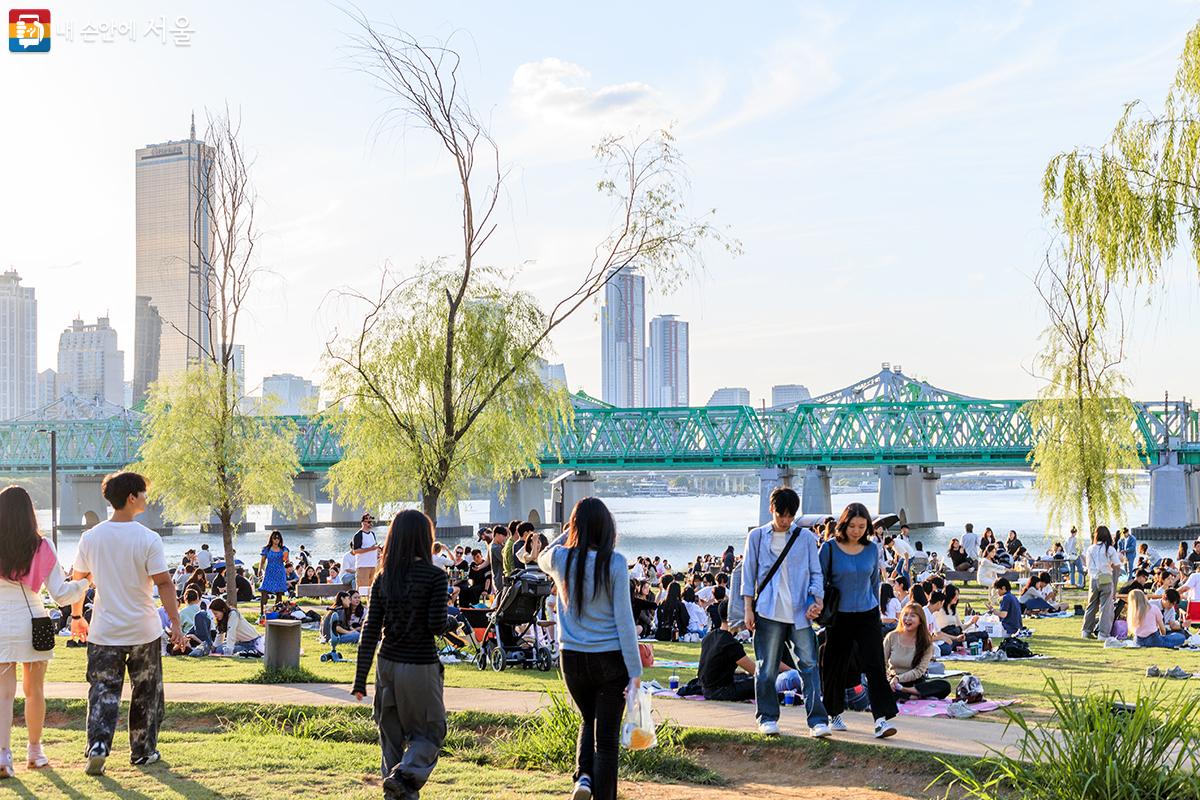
[621,683,657,751]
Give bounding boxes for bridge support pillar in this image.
[758,467,795,525]
[59,474,107,530]
[1148,462,1196,528]
[490,475,547,525]
[206,508,251,533]
[914,467,942,528]
[140,501,168,531]
[877,465,912,522]
[801,467,832,515]
[271,473,318,528]
[552,471,596,525]
[878,466,940,528]
[322,477,362,526]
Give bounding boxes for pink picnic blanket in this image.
[896,698,1017,717]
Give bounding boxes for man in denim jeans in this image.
[741,487,830,737]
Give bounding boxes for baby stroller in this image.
[474,566,556,673]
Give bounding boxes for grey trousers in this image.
[374,658,446,797]
[86,640,165,760]
[1082,578,1114,638]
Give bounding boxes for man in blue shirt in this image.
[741,487,829,738]
[1119,529,1138,580]
[991,577,1022,636]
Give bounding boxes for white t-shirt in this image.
[195,548,213,570]
[762,529,794,624]
[696,585,716,606]
[73,519,169,646]
[432,551,454,572]
[630,561,645,581]
[1181,571,1200,598]
[893,538,915,559]
[883,596,903,621]
[351,529,379,568]
[341,551,357,573]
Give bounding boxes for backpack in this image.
[955,675,985,704]
[998,636,1033,659]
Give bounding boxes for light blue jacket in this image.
[740,523,823,628]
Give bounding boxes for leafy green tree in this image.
[133,109,304,606]
[1044,20,1200,283]
[326,20,734,520]
[1025,247,1142,533]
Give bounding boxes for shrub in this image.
[241,665,325,684]
[937,678,1200,800]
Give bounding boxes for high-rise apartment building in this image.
[57,316,125,406]
[0,270,37,419]
[133,118,214,404]
[262,373,319,415]
[771,383,811,407]
[37,368,57,410]
[600,267,645,407]
[706,387,750,406]
[646,315,689,407]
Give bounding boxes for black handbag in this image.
[21,584,56,652]
[815,542,840,627]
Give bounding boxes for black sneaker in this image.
[85,743,107,776]
[131,751,161,766]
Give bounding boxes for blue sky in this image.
[4,0,1200,404]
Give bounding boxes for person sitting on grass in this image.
[681,586,709,640]
[976,545,1005,588]
[207,598,262,655]
[322,591,360,646]
[987,577,1022,637]
[654,581,689,642]
[879,583,901,633]
[934,584,990,651]
[1018,572,1066,614]
[1160,589,1188,640]
[883,602,951,702]
[178,589,214,656]
[698,609,802,702]
[1128,588,1186,649]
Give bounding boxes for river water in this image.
[38,484,1184,571]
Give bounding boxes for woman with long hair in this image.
[257,530,290,619]
[819,502,899,739]
[352,510,454,800]
[1082,526,1122,639]
[654,581,688,642]
[883,602,951,701]
[538,498,641,800]
[0,485,88,775]
[207,598,262,655]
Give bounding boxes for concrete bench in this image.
[296,583,345,599]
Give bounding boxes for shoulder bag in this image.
[815,541,840,628]
[19,583,56,652]
[752,526,801,613]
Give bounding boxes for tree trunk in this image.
[221,504,238,609]
[422,485,439,521]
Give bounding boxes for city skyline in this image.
[4,3,1200,408]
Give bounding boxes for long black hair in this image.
[835,502,874,545]
[562,497,617,611]
[267,530,285,549]
[0,485,41,582]
[208,597,233,633]
[1094,525,1114,551]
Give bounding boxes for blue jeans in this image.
[1068,556,1085,587]
[217,637,261,655]
[1137,631,1186,648]
[752,617,826,727]
[332,631,360,645]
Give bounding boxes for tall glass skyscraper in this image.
[0,270,37,419]
[133,118,213,404]
[646,314,689,407]
[600,266,646,407]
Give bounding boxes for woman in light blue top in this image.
[538,498,640,800]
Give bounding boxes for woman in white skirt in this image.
[0,485,88,776]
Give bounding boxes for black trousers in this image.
[703,674,755,702]
[896,677,951,701]
[821,610,898,719]
[560,650,629,800]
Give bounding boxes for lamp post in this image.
[37,429,57,548]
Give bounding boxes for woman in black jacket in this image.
[352,510,454,800]
[655,581,689,641]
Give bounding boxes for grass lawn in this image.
[0,700,966,799]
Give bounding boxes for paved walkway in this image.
[32,681,1021,759]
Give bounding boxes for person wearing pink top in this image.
[1127,588,1186,648]
[0,486,89,776]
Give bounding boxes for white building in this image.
[600,267,645,407]
[771,383,811,407]
[0,270,37,419]
[231,344,245,395]
[538,362,568,390]
[262,373,319,415]
[37,368,57,410]
[707,387,750,406]
[646,315,689,407]
[57,316,125,406]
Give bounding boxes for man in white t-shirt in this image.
[195,543,213,572]
[350,513,380,592]
[70,471,187,776]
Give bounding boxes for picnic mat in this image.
[653,659,700,669]
[938,653,1052,662]
[897,698,1018,718]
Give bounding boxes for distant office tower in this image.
[133,118,214,404]
[37,369,57,409]
[262,373,319,415]
[0,270,37,419]
[231,344,245,395]
[646,315,689,407]
[538,361,568,390]
[771,383,811,407]
[57,316,125,406]
[707,387,750,406]
[123,381,133,409]
[600,267,645,407]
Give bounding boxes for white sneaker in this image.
[809,722,832,738]
[873,718,897,739]
[757,720,780,736]
[830,714,847,732]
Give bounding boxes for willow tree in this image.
[325,19,733,519]
[1026,246,1143,533]
[134,109,305,607]
[1044,19,1200,284]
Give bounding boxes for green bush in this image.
[937,678,1200,800]
[241,665,326,684]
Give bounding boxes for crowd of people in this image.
[1,470,1198,800]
